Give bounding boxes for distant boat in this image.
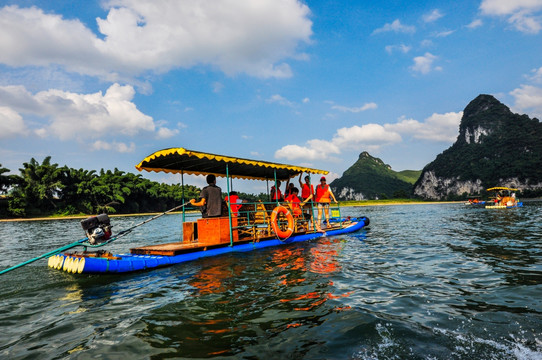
[464,196,485,206]
[485,187,523,209]
[48,147,370,274]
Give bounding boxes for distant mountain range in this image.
[330,152,421,200]
[330,94,542,200]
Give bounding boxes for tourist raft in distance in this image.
[485,187,523,209]
[47,148,370,274]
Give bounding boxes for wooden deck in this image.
[129,221,347,257]
[130,241,230,256]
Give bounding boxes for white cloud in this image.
[420,39,434,47]
[91,140,136,153]
[275,124,401,161]
[386,112,463,142]
[466,19,483,29]
[0,1,312,80]
[434,30,455,37]
[385,44,411,54]
[372,19,416,35]
[510,84,542,118]
[275,139,340,161]
[275,110,462,162]
[212,82,224,93]
[156,127,179,139]
[480,0,542,33]
[331,102,378,113]
[302,97,310,103]
[410,52,442,74]
[0,83,176,142]
[266,94,295,107]
[527,67,542,83]
[423,9,444,23]
[0,106,27,139]
[332,124,401,149]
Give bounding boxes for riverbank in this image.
[0,200,461,222]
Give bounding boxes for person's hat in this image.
[320,176,326,181]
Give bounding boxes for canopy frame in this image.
[135,147,330,246]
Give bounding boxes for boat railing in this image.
[231,200,343,240]
[181,200,343,243]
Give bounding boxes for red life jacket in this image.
[271,186,282,201]
[301,183,314,200]
[225,194,241,215]
[315,184,331,203]
[285,194,302,216]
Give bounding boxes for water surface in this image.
[1,203,541,359]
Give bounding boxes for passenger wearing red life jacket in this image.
[270,181,284,201]
[285,188,303,217]
[299,173,314,201]
[225,191,241,216]
[283,178,295,199]
[315,176,337,229]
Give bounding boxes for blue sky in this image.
[1,0,542,191]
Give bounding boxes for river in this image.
[1,203,541,359]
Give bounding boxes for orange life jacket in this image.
[315,184,331,203]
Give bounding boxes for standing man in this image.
[299,173,314,201]
[190,174,222,218]
[315,176,338,229]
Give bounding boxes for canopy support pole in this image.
[274,170,280,205]
[226,164,233,247]
[181,170,186,223]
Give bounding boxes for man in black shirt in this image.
[190,174,222,218]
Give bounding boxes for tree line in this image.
[0,157,266,218]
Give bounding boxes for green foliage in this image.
[395,170,422,184]
[3,157,202,217]
[415,94,542,195]
[330,152,418,200]
[0,163,18,194]
[8,157,64,215]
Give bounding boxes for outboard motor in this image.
[81,214,112,245]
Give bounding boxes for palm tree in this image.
[0,164,18,194]
[18,156,65,211]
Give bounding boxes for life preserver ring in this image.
[270,206,294,240]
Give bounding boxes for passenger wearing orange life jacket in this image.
[315,176,337,229]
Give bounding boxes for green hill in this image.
[414,94,542,199]
[396,170,422,184]
[330,152,420,200]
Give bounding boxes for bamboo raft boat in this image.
[42,147,370,274]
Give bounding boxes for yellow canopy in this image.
[135,147,328,181]
[486,187,518,191]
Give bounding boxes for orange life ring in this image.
[270,205,294,240]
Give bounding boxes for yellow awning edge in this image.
[486,187,519,191]
[135,147,329,181]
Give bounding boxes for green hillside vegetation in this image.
[331,152,419,199]
[414,94,542,198]
[395,170,422,184]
